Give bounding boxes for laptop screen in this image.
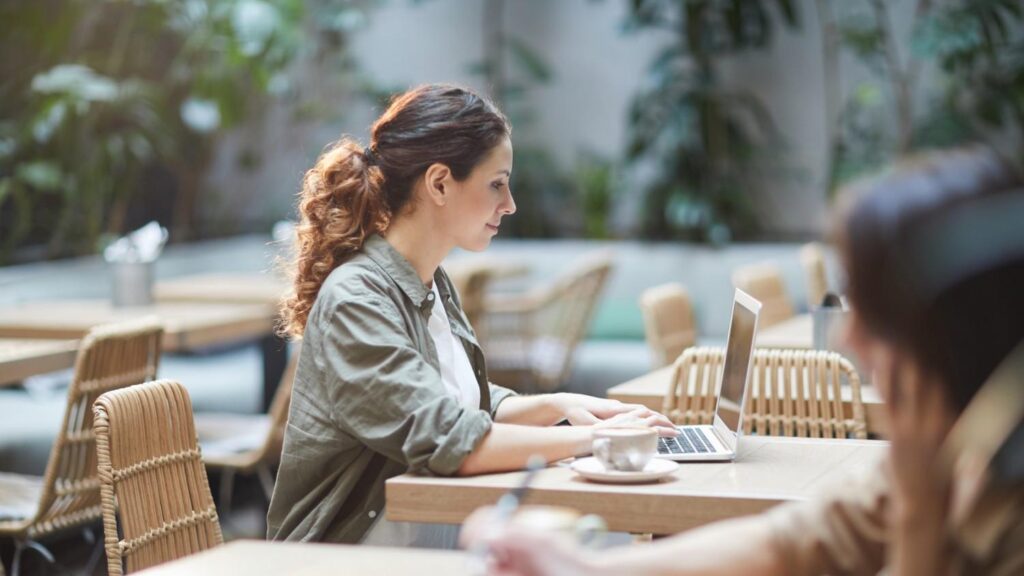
[715,290,760,434]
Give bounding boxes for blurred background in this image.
[2,0,1021,262]
[1,2,1022,570]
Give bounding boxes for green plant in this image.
[822,0,1024,190]
[466,0,574,238]
[574,153,617,240]
[623,0,801,243]
[0,0,371,263]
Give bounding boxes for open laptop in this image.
[655,288,761,462]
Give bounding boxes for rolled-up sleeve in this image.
[487,383,517,418]
[765,462,889,576]
[322,292,493,477]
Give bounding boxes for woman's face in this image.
[443,136,516,252]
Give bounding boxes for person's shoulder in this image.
[320,253,395,305]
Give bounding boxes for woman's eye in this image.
[491,181,505,190]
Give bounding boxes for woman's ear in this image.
[423,163,452,206]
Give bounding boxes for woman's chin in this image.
[458,237,492,253]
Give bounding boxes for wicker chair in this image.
[799,243,829,309]
[194,350,298,515]
[639,283,698,368]
[0,318,162,576]
[445,262,499,338]
[94,380,223,575]
[662,347,867,439]
[732,262,795,328]
[479,252,614,392]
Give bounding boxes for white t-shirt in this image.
[426,281,481,409]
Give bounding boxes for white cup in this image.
[592,427,657,472]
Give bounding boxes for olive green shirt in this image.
[266,234,517,543]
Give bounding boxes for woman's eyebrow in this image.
[493,170,511,177]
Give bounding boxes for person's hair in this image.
[279,84,511,337]
[834,146,1024,411]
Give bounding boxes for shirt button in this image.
[368,510,377,519]
[426,292,435,300]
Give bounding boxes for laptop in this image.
[656,288,761,462]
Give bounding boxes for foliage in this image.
[0,0,369,263]
[622,0,801,243]
[465,0,574,239]
[825,0,1024,190]
[574,153,618,240]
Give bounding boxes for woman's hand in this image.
[878,351,957,576]
[460,506,596,576]
[554,394,676,436]
[590,407,677,437]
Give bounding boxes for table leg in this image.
[260,333,289,412]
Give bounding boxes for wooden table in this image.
[0,338,78,387]
[138,540,471,575]
[0,299,279,408]
[387,436,888,535]
[0,300,274,352]
[155,272,287,307]
[757,313,812,349]
[155,273,290,409]
[606,365,889,437]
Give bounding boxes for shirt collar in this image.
[363,234,446,310]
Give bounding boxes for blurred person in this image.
[268,84,674,547]
[461,146,1024,576]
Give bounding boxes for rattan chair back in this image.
[663,347,867,439]
[6,319,162,541]
[481,252,614,391]
[732,263,794,328]
[445,263,496,338]
[94,379,222,575]
[640,283,698,368]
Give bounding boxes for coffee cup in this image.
[592,427,658,472]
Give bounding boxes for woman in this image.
[267,84,674,547]
[462,146,1024,575]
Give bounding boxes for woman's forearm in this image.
[592,515,786,576]
[890,510,951,576]
[493,394,567,426]
[456,422,591,476]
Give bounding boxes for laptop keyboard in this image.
[658,427,719,455]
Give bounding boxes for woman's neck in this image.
[383,215,452,286]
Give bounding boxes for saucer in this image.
[570,457,678,484]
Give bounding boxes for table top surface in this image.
[756,313,812,349]
[137,540,471,576]
[387,436,888,534]
[0,300,275,352]
[155,272,287,306]
[0,338,79,386]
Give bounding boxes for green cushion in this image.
[587,299,646,341]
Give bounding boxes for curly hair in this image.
[279,84,510,337]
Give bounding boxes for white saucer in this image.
[571,457,679,484]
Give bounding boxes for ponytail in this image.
[279,138,386,337]
[278,84,510,338]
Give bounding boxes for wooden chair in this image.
[0,318,162,576]
[194,350,299,515]
[94,380,223,575]
[662,347,867,439]
[639,283,697,368]
[732,262,795,328]
[800,242,829,309]
[479,252,614,392]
